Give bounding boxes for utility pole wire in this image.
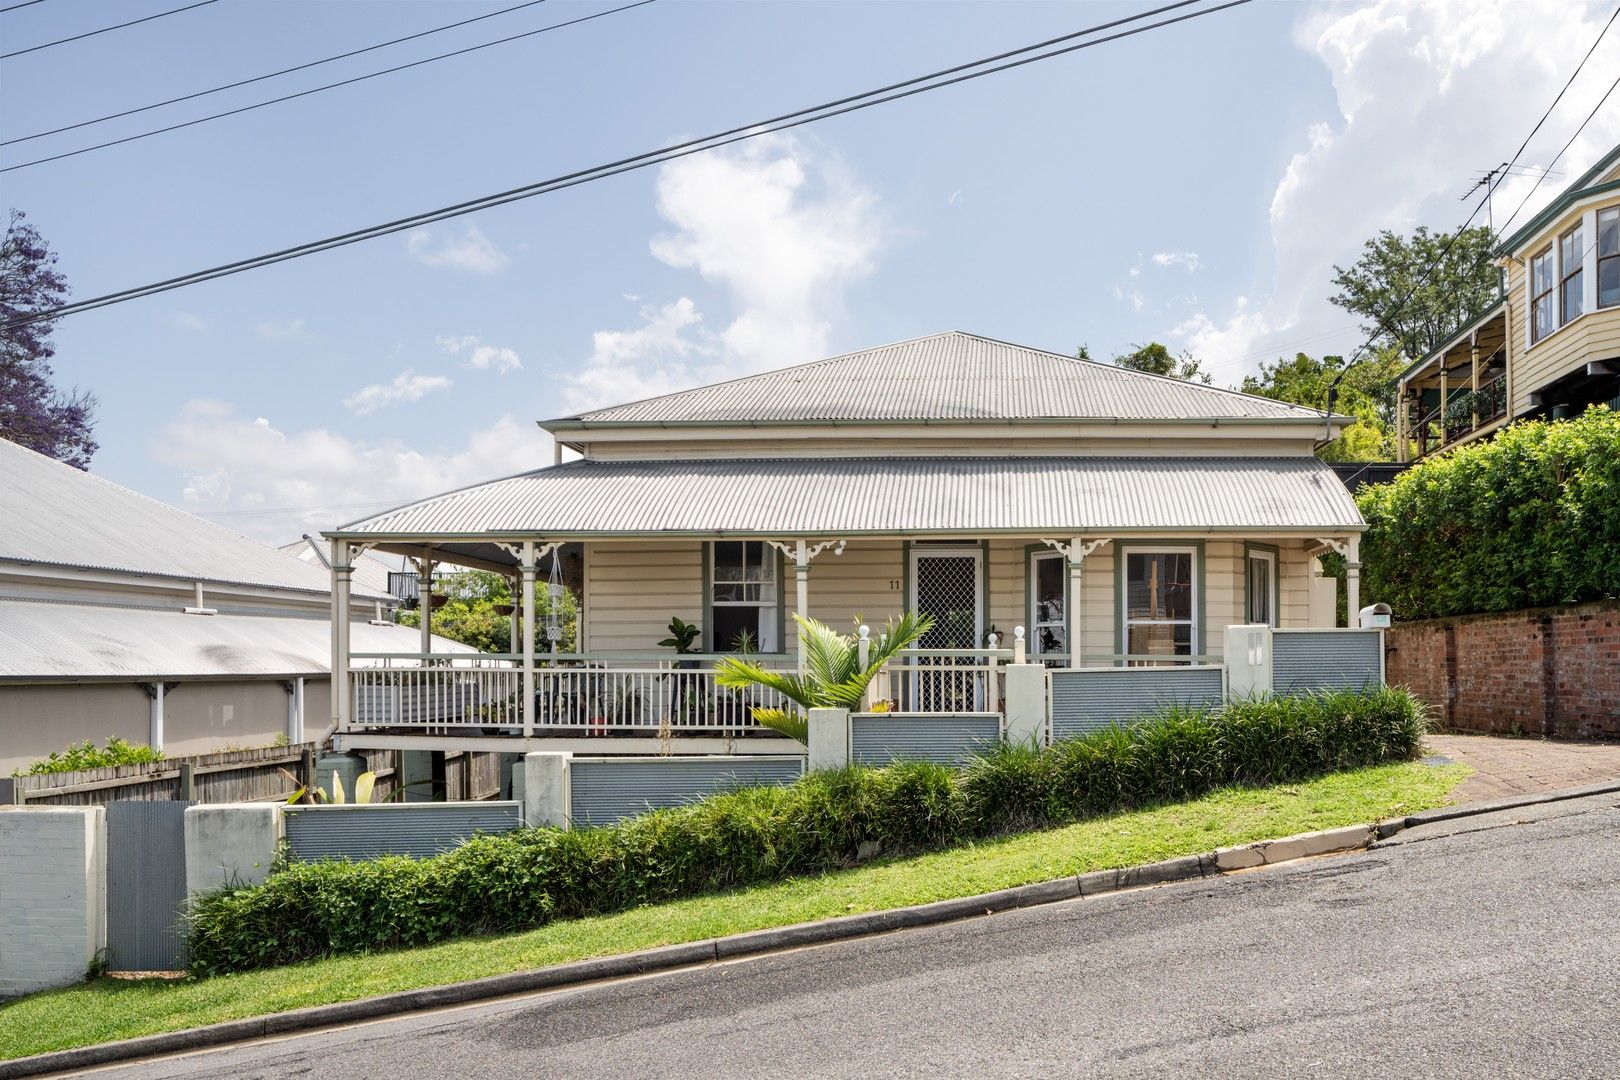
[0,0,220,59]
[2,0,1251,328]
[0,0,52,14]
[1,0,652,171]
[2,0,551,147]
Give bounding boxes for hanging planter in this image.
[426,594,450,610]
[493,602,515,616]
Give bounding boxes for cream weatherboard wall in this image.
[578,537,1320,660]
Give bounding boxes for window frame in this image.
[1026,547,1069,663]
[703,542,784,654]
[1598,206,1620,310]
[1244,544,1279,628]
[1115,543,1202,666]
[1530,245,1556,344]
[1559,223,1585,327]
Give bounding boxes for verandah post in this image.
[1345,534,1363,628]
[416,557,435,656]
[1068,535,1084,669]
[522,540,537,738]
[332,538,352,735]
[795,538,809,675]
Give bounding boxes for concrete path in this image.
[96,792,1620,1080]
[1426,733,1620,803]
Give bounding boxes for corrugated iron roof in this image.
[336,456,1363,537]
[549,332,1331,427]
[0,600,472,680]
[278,536,401,596]
[0,438,380,596]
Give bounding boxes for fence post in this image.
[807,707,850,770]
[1003,664,1046,748]
[1224,624,1273,700]
[183,805,281,896]
[986,632,1000,712]
[515,751,571,828]
[857,625,871,710]
[177,761,195,801]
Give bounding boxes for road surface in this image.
[96,792,1620,1079]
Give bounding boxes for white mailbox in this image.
[1358,603,1392,630]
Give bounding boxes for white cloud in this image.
[1171,0,1620,378]
[405,225,511,275]
[171,312,207,333]
[342,370,453,415]
[947,189,964,206]
[158,400,552,542]
[435,335,522,373]
[255,318,307,340]
[1112,285,1146,312]
[1150,250,1202,271]
[564,133,882,412]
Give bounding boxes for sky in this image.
[3,0,1619,543]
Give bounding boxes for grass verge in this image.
[0,761,1465,1061]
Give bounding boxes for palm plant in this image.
[713,611,933,743]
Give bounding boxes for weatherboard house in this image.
[322,332,1369,760]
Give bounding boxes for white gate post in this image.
[1346,535,1363,628]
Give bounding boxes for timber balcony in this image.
[1409,370,1508,460]
[345,647,1015,740]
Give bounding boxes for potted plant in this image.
[658,616,702,670]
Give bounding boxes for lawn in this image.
[0,760,1466,1061]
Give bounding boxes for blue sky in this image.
[3,0,1617,540]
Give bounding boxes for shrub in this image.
[186,688,1427,976]
[14,736,164,776]
[1356,406,1620,620]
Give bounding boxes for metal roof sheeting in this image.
[0,600,470,680]
[553,332,1327,426]
[337,456,1363,537]
[0,437,371,596]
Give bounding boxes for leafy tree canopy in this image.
[1239,348,1407,462]
[1110,341,1212,384]
[0,210,96,468]
[397,569,578,653]
[1329,225,1500,357]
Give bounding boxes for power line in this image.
[1,0,653,171]
[2,0,550,148]
[0,0,220,60]
[0,0,52,14]
[3,0,1252,328]
[1495,70,1620,239]
[1322,2,1620,412]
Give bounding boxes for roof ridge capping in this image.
[545,331,1338,429]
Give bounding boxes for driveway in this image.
[100,792,1620,1079]
[1426,733,1620,803]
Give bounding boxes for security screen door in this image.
[908,545,984,710]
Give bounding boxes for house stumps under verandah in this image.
[323,457,1369,760]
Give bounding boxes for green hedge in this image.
[186,688,1426,975]
[1358,406,1620,620]
[14,737,163,776]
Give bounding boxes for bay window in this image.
[709,541,779,653]
[1599,206,1619,309]
[1121,547,1197,663]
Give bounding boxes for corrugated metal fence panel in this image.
[850,713,1002,766]
[105,800,191,972]
[1050,667,1226,740]
[1273,631,1383,693]
[570,757,804,827]
[283,802,522,861]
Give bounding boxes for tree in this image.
[1240,348,1407,462]
[396,568,579,653]
[1329,225,1500,357]
[1111,341,1212,384]
[0,210,95,468]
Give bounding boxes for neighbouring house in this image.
[0,437,463,775]
[1398,143,1620,460]
[321,331,1368,758]
[279,535,408,600]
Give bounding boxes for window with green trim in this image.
[1121,547,1196,661]
[709,542,778,653]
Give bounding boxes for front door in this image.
[908,545,984,710]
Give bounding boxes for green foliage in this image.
[185,688,1425,976]
[397,569,578,653]
[15,737,164,776]
[1239,348,1407,461]
[657,616,701,653]
[1353,407,1620,619]
[713,612,933,742]
[1329,225,1501,357]
[1111,341,1212,384]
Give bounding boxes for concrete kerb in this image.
[6,783,1611,1079]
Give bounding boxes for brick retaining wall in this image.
[1384,599,1620,739]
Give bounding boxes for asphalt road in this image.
[98,793,1620,1080]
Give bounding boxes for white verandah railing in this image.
[349,646,1018,737]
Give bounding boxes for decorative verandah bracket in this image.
[765,538,846,673]
[1039,538,1110,669]
[492,542,562,738]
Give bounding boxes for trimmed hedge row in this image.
[186,688,1426,975]
[1358,406,1620,620]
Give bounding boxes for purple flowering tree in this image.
[1,209,96,469]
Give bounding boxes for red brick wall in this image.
[1385,600,1620,739]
